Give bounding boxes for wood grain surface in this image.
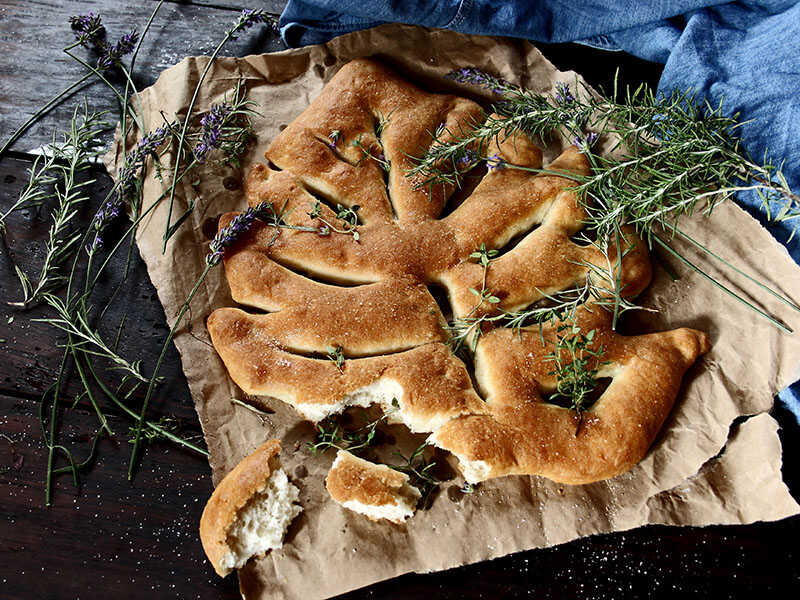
[0,1,798,599]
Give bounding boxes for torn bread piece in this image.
[199,439,301,577]
[326,450,421,524]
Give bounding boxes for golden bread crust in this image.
[432,306,710,484]
[199,439,282,576]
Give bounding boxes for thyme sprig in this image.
[415,69,799,331]
[390,443,441,509]
[305,404,441,507]
[352,133,390,172]
[9,105,110,308]
[306,400,399,456]
[326,345,346,373]
[445,243,499,354]
[544,324,609,435]
[308,201,361,240]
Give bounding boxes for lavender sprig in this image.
[97,31,139,70]
[90,122,173,248]
[191,81,257,164]
[486,153,506,170]
[457,148,479,170]
[574,132,599,153]
[327,129,341,150]
[206,201,270,265]
[555,82,575,104]
[69,12,137,71]
[0,14,134,157]
[194,102,231,161]
[131,196,273,477]
[162,9,277,252]
[446,67,509,95]
[226,9,279,39]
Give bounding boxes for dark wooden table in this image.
[1,1,798,598]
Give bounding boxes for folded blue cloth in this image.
[279,0,800,419]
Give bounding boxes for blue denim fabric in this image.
[279,1,800,418]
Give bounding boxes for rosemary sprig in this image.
[36,294,147,383]
[0,154,58,231]
[414,69,800,331]
[9,104,110,308]
[126,415,202,448]
[446,232,653,353]
[127,416,180,444]
[544,324,609,435]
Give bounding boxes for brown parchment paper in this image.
[104,24,800,600]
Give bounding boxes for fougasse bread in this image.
[206,58,710,516]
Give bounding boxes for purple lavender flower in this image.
[194,102,233,161]
[206,201,270,265]
[446,67,507,95]
[486,153,506,171]
[86,233,103,255]
[573,132,599,153]
[456,148,478,170]
[96,30,139,70]
[555,82,574,104]
[326,129,341,150]
[91,196,123,240]
[70,13,106,48]
[92,124,173,245]
[117,123,171,195]
[227,9,279,39]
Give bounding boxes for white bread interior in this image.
[219,467,301,574]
